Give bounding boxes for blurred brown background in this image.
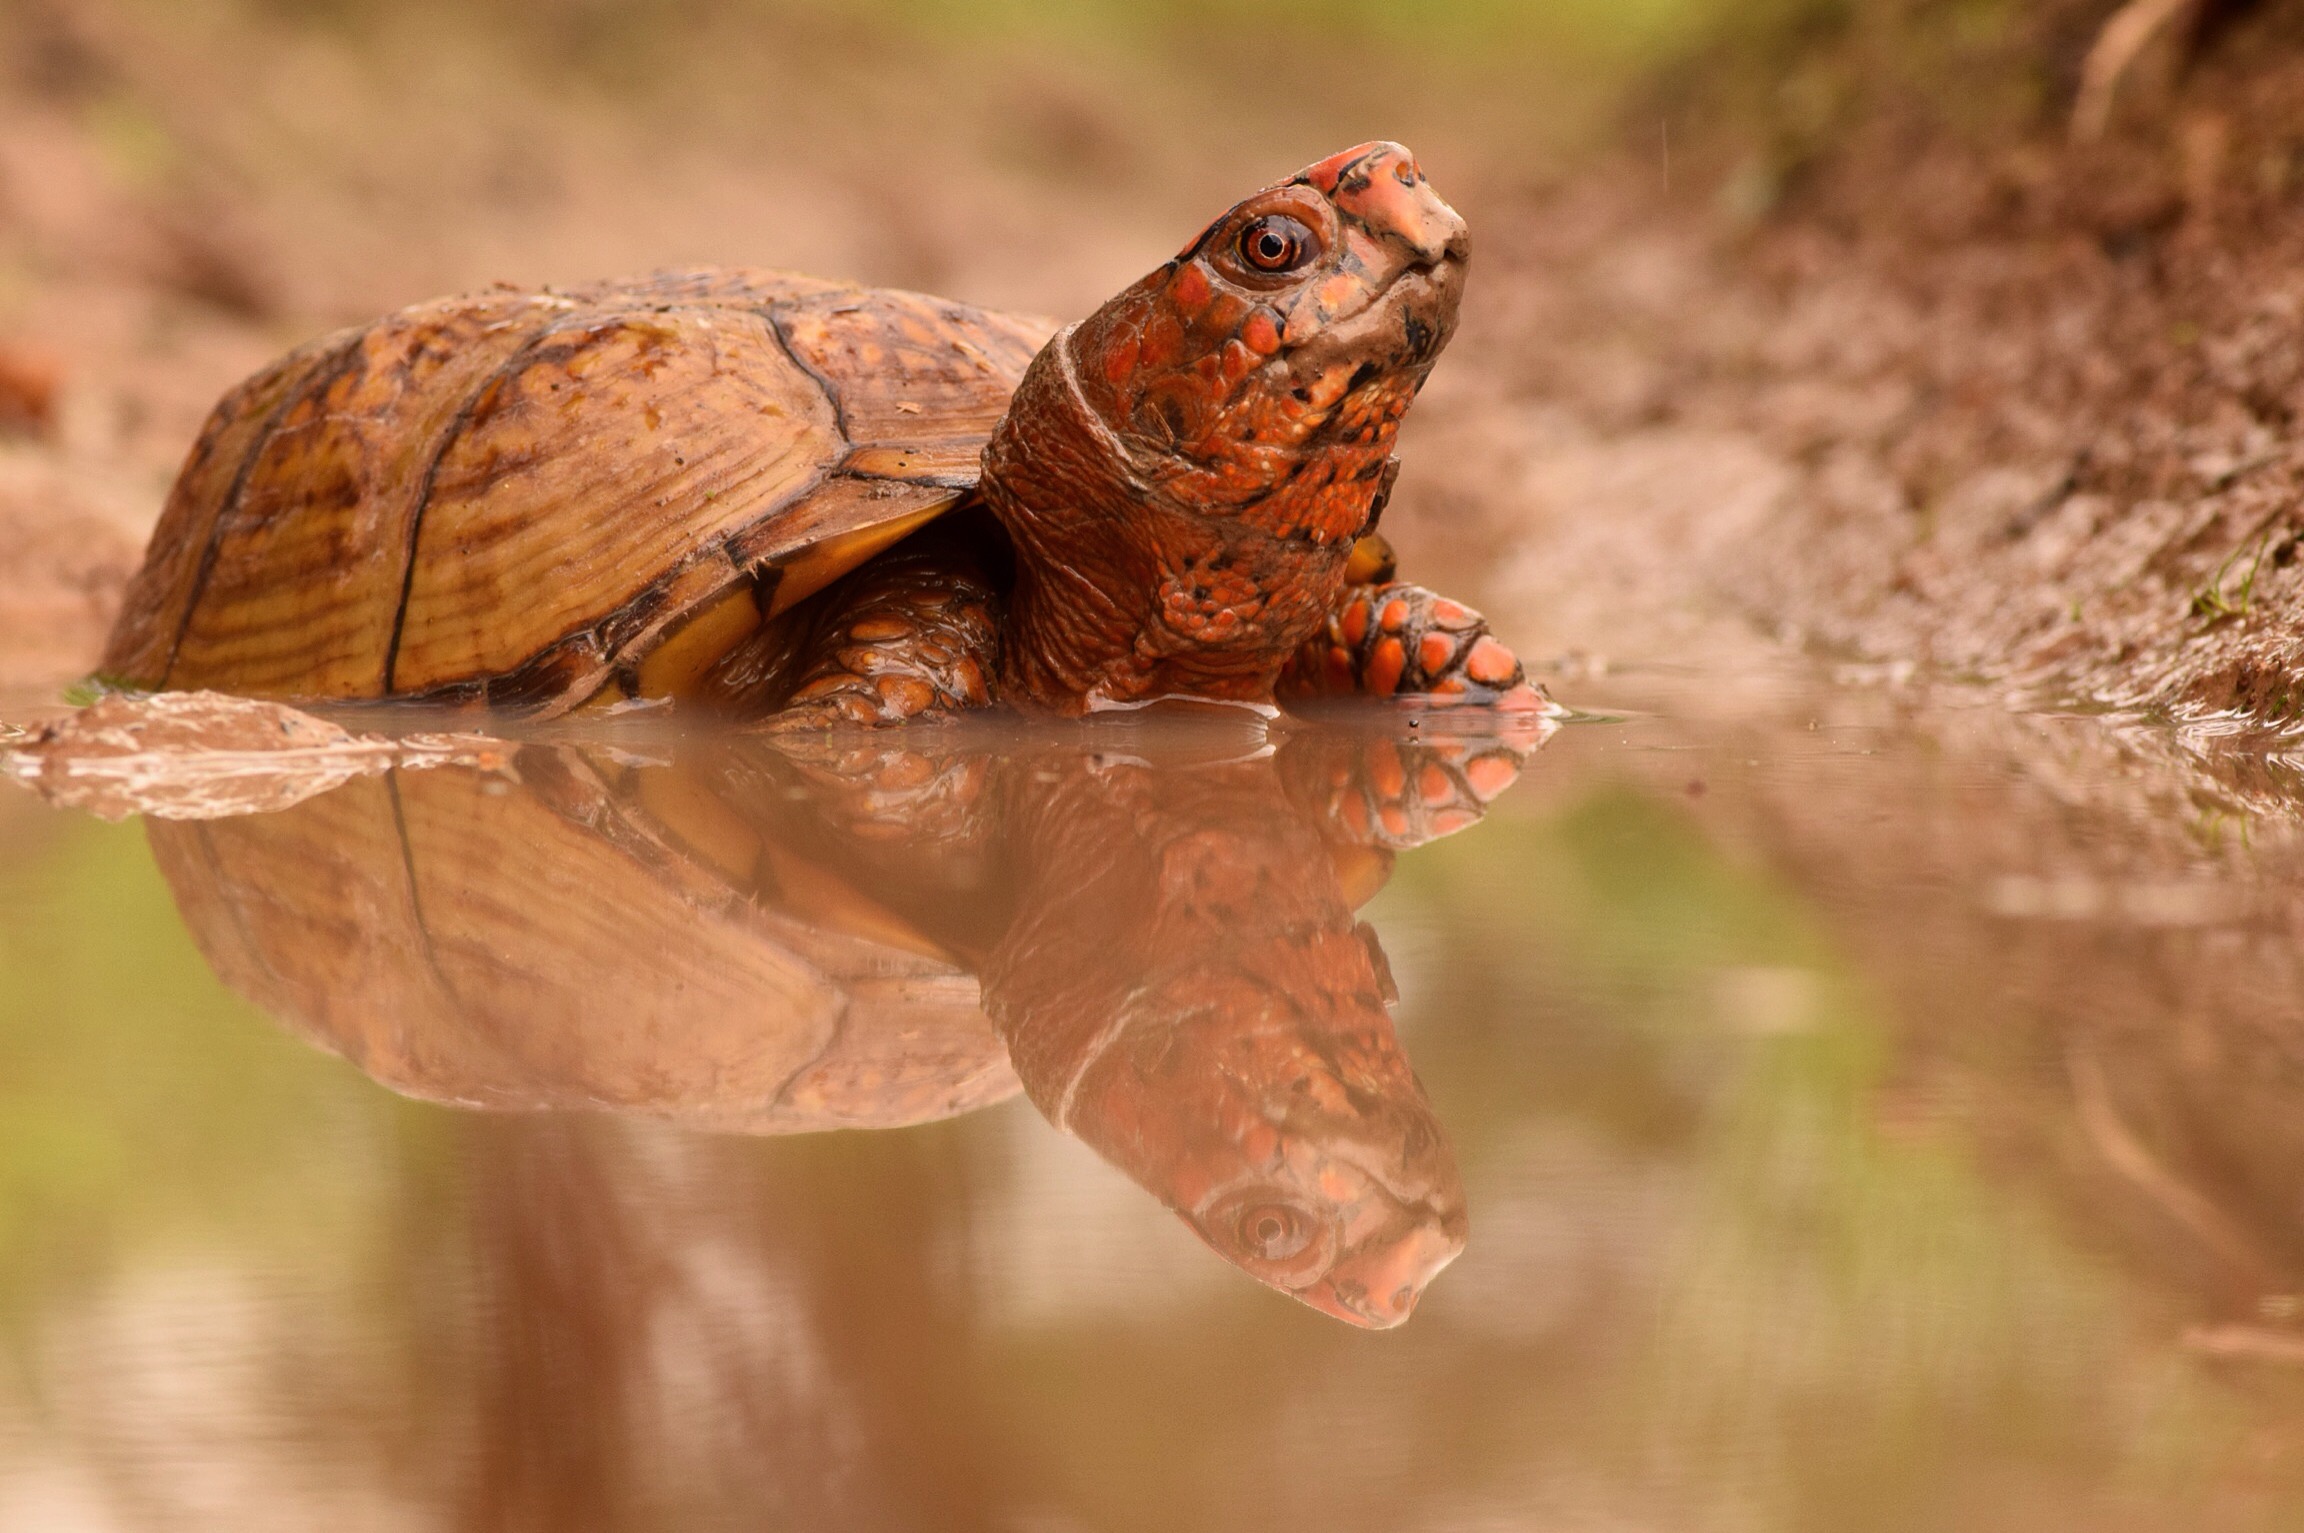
[8,0,2304,721]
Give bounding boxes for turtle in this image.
[97,142,1552,726]
[131,715,1545,1325]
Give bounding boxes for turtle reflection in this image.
[145,716,1545,1326]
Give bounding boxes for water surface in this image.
[6,667,2304,1531]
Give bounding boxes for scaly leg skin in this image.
[1279,580,1555,714]
[767,529,1003,730]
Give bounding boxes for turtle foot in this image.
[762,530,1002,729]
[1280,581,1555,714]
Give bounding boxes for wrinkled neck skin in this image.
[979,141,1465,715]
[981,328,1392,710]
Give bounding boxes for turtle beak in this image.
[1296,1217,1466,1330]
[1298,141,1469,272]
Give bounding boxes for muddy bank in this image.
[1408,2,2304,731]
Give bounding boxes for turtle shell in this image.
[102,269,1056,714]
[145,741,1021,1133]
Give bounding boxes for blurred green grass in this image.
[0,813,437,1346]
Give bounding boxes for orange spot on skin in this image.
[1378,599,1410,633]
[1220,338,1256,384]
[1431,598,1473,629]
[1497,683,1551,712]
[1170,262,1212,313]
[1417,633,1456,676]
[1316,272,1364,316]
[1464,636,1519,685]
[1367,636,1406,694]
[1139,311,1184,368]
[1464,754,1519,801]
[1103,331,1141,386]
[1429,677,1466,696]
[1379,804,1411,840]
[1368,743,1406,799]
[850,616,909,641]
[1429,808,1476,837]
[1241,1120,1281,1164]
[1241,308,1282,356]
[1298,141,1384,193]
[1340,599,1370,646]
[1418,765,1455,806]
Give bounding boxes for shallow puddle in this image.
[7,670,2304,1530]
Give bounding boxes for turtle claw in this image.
[1280,581,1559,714]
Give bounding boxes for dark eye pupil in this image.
[1241,218,1310,272]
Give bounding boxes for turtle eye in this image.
[1237,1203,1316,1262]
[1238,215,1318,275]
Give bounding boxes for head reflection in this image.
[142,710,1545,1326]
[980,733,1500,1327]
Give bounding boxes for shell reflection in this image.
[139,712,1543,1326]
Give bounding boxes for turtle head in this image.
[1067,139,1468,510]
[981,143,1469,711]
[1170,996,1471,1330]
[1014,949,1469,1331]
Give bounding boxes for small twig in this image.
[2072,0,2207,144]
[2068,1043,2273,1286]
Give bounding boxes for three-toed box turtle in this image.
[100,143,1551,725]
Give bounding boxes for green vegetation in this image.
[0,814,430,1337]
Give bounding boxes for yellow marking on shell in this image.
[635,765,763,884]
[840,443,983,483]
[756,843,956,962]
[635,585,763,699]
[764,500,955,617]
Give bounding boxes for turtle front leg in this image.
[767,528,1002,729]
[1280,576,1555,713]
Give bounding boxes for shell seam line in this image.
[162,333,368,686]
[383,321,574,694]
[759,303,852,443]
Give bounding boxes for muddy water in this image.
[8,672,2304,1531]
